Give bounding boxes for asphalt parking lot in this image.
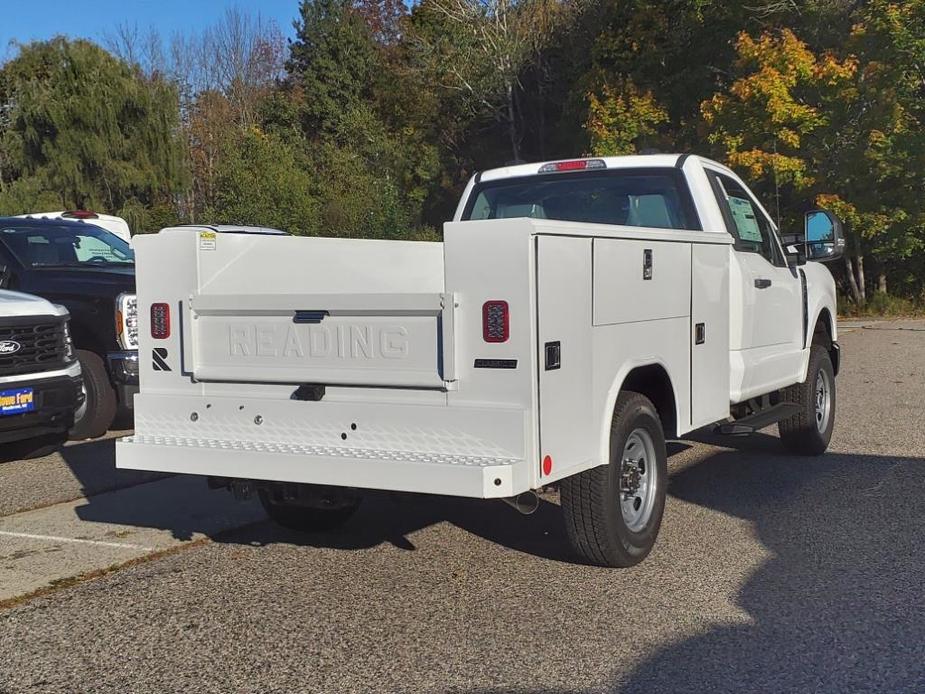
[1,320,923,693]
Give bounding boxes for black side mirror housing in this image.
[779,233,807,267]
[785,244,807,268]
[804,210,846,263]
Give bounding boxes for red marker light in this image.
[150,303,170,339]
[482,301,509,343]
[538,159,606,174]
[542,455,553,476]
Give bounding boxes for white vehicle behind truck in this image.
[117,154,844,567]
[0,290,82,459]
[16,211,132,243]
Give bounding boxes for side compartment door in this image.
[536,235,593,483]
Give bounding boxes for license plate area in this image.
[0,387,35,416]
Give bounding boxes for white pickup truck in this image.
[117,154,844,567]
[0,290,82,458]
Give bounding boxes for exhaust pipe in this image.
[501,491,539,515]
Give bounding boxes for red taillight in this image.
[62,209,99,219]
[150,303,170,339]
[538,159,606,174]
[482,301,509,343]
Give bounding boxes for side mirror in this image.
[804,210,846,263]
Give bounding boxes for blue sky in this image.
[1,0,303,61]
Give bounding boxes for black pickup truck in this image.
[0,217,136,438]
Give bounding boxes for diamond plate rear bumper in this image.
[117,393,531,499]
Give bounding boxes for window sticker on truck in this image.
[727,196,763,243]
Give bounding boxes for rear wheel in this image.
[778,345,836,455]
[69,350,116,440]
[258,484,361,532]
[560,391,668,567]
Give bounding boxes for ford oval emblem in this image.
[0,340,21,355]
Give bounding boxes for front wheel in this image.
[778,345,836,456]
[69,350,116,440]
[560,391,668,567]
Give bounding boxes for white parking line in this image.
[0,530,154,551]
[0,475,263,603]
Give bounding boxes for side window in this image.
[709,172,782,265]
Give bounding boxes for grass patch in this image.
[0,538,209,612]
[838,292,925,319]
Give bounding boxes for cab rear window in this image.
[463,168,701,231]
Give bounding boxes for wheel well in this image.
[812,308,839,375]
[812,309,833,349]
[620,364,677,438]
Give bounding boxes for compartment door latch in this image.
[544,341,561,371]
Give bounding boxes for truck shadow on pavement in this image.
[217,487,575,562]
[616,440,925,694]
[217,441,695,560]
[56,434,166,498]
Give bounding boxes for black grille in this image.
[0,318,69,377]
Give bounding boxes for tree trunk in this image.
[506,82,520,162]
[877,272,887,295]
[844,254,864,306]
[856,253,866,304]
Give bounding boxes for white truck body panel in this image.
[118,218,732,497]
[118,154,838,502]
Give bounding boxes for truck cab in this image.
[117,154,843,567]
[0,217,137,439]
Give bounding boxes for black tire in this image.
[2,432,68,461]
[778,345,836,455]
[69,350,117,440]
[560,391,668,568]
[258,485,360,532]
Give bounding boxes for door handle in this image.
[754,278,772,289]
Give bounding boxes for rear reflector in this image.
[538,159,606,174]
[150,303,170,339]
[482,301,509,343]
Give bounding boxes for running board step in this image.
[715,403,802,435]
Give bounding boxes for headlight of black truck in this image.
[115,292,139,350]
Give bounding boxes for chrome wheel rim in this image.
[815,369,832,433]
[619,428,658,532]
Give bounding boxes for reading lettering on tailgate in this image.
[191,311,442,386]
[228,323,409,361]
